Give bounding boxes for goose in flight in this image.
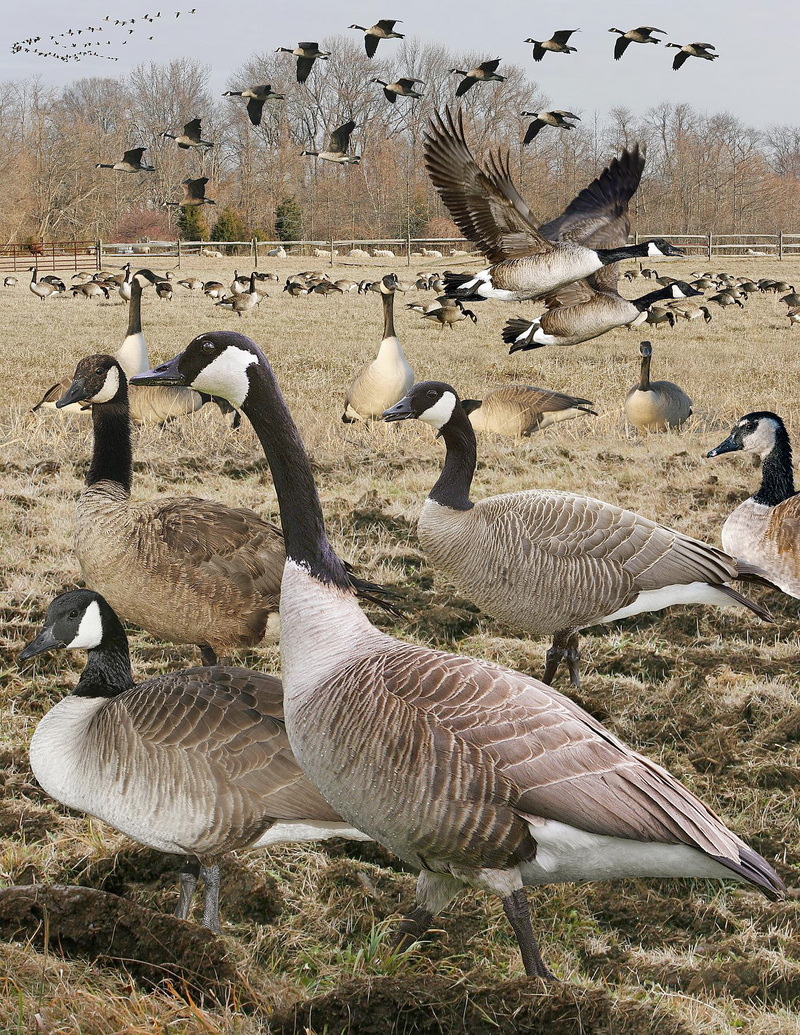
[96,147,154,172]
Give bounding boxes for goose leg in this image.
[200,863,221,932]
[391,905,434,952]
[542,631,580,687]
[175,858,200,921]
[502,888,556,981]
[392,870,460,955]
[199,645,217,666]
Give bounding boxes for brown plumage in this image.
[461,385,596,437]
[624,340,692,432]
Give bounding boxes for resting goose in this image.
[524,29,578,61]
[624,341,692,432]
[20,589,369,933]
[707,413,800,598]
[133,332,784,981]
[275,43,330,84]
[461,385,596,437]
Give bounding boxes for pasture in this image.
[1,255,799,1034]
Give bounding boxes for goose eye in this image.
[69,610,79,619]
[96,367,104,374]
[201,340,215,353]
[427,390,438,399]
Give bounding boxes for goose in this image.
[216,272,260,316]
[342,274,413,422]
[204,280,226,300]
[118,263,133,301]
[524,30,578,62]
[71,281,109,300]
[177,276,204,291]
[95,146,155,172]
[707,413,800,598]
[788,307,800,329]
[222,84,284,126]
[302,121,360,164]
[665,42,718,70]
[164,176,216,207]
[349,19,403,58]
[406,300,442,316]
[155,280,173,301]
[424,109,682,304]
[422,299,478,330]
[333,278,360,292]
[41,274,66,292]
[521,109,580,145]
[311,280,343,296]
[161,118,214,149]
[643,306,675,329]
[3,276,17,287]
[28,266,59,301]
[609,26,666,60]
[133,333,784,980]
[669,301,712,323]
[780,290,800,307]
[449,59,505,97]
[284,281,309,297]
[461,385,596,437]
[372,76,423,102]
[20,589,370,933]
[624,341,692,432]
[230,269,249,295]
[709,290,744,309]
[275,42,330,84]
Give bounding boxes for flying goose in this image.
[609,26,666,60]
[372,76,423,102]
[665,42,718,70]
[449,58,505,96]
[424,109,681,303]
[20,589,370,933]
[624,341,692,432]
[162,118,214,148]
[343,274,413,421]
[707,413,800,598]
[349,19,403,58]
[384,380,772,685]
[95,146,155,172]
[524,30,578,62]
[133,333,784,981]
[520,109,580,145]
[28,266,59,301]
[461,385,596,437]
[302,121,360,164]
[164,176,216,207]
[222,84,284,126]
[275,42,330,83]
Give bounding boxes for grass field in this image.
[1,255,798,1034]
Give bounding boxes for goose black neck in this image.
[638,353,652,391]
[88,382,132,493]
[755,426,796,506]
[73,619,133,700]
[633,286,676,311]
[597,243,648,264]
[429,405,476,511]
[242,359,351,589]
[127,282,143,337]
[382,289,396,339]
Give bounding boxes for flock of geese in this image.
[14,103,796,984]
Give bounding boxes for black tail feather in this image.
[502,318,537,346]
[443,271,485,301]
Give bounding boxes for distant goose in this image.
[162,118,214,148]
[3,276,17,287]
[203,280,226,300]
[372,76,423,102]
[118,263,133,302]
[164,176,216,207]
[524,30,578,62]
[349,19,404,58]
[624,341,692,432]
[780,290,800,307]
[41,275,66,292]
[669,301,712,323]
[275,42,330,83]
[461,385,596,437]
[709,289,744,309]
[223,84,284,126]
[643,306,675,329]
[177,277,203,291]
[230,269,250,295]
[609,26,666,60]
[302,121,360,164]
[155,280,173,301]
[72,281,109,300]
[216,272,260,316]
[20,589,370,933]
[788,307,800,328]
[521,109,580,145]
[28,266,59,301]
[665,42,718,70]
[422,298,478,330]
[95,146,155,172]
[450,58,504,96]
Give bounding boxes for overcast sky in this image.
[2,0,796,126]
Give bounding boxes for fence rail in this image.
[0,241,97,273]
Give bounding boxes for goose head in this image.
[379,272,398,294]
[57,354,124,409]
[383,381,460,432]
[645,239,684,258]
[19,589,110,660]
[639,341,653,358]
[707,412,787,461]
[132,331,259,408]
[667,281,702,299]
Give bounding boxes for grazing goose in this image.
[709,290,744,309]
[643,306,675,329]
[707,413,800,598]
[204,280,226,300]
[95,146,155,172]
[788,307,800,329]
[349,19,404,58]
[624,341,692,432]
[384,380,771,685]
[164,176,216,207]
[28,266,59,301]
[343,274,413,422]
[780,290,800,307]
[609,26,666,60]
[521,109,580,145]
[665,42,718,70]
[669,301,712,323]
[421,298,478,330]
[425,109,681,304]
[177,276,204,291]
[275,42,330,83]
[302,121,360,164]
[372,76,423,102]
[133,334,784,981]
[222,84,284,126]
[524,30,578,61]
[216,272,260,316]
[461,385,596,437]
[20,590,370,933]
[155,280,173,301]
[72,281,109,300]
[161,118,214,149]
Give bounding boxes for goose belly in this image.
[493,249,603,300]
[624,389,682,431]
[722,501,800,598]
[541,298,640,346]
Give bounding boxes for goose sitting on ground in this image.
[275,42,330,83]
[665,42,718,70]
[521,109,580,145]
[133,332,784,981]
[349,18,404,57]
[20,589,370,933]
[624,341,692,432]
[95,147,155,172]
[223,83,284,126]
[707,413,800,598]
[461,385,596,437]
[450,59,505,96]
[525,29,578,61]
[383,380,771,686]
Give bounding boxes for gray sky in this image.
[3,0,797,126]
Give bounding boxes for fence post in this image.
[634,231,639,246]
[177,238,181,269]
[97,239,103,271]
[779,231,784,261]
[707,231,712,263]
[329,229,335,267]
[252,238,258,268]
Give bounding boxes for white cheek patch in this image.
[647,242,664,257]
[191,348,257,407]
[419,391,457,429]
[671,284,687,298]
[89,367,120,404]
[743,420,778,455]
[67,600,103,650]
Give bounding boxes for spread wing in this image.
[523,119,545,145]
[614,36,632,60]
[329,120,355,153]
[478,58,501,74]
[672,50,690,70]
[365,34,379,57]
[551,29,578,44]
[246,97,264,126]
[296,56,314,82]
[298,41,319,49]
[184,118,202,136]
[122,147,145,164]
[376,19,399,31]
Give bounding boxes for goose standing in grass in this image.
[161,118,214,149]
[707,413,800,598]
[302,121,360,164]
[521,109,580,144]
[20,590,370,933]
[118,263,133,302]
[643,306,675,329]
[275,42,330,83]
[669,301,712,323]
[164,176,216,207]
[461,385,596,437]
[96,147,155,173]
[28,266,59,301]
[223,84,284,126]
[524,30,578,62]
[216,272,260,316]
[133,333,784,981]
[372,76,423,102]
[450,59,505,96]
[609,26,666,60]
[624,341,692,432]
[349,19,403,57]
[788,308,800,329]
[71,281,109,300]
[665,42,718,70]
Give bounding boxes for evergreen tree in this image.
[177,206,209,241]
[211,206,247,242]
[275,196,303,242]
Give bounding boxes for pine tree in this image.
[275,196,303,242]
[177,206,209,241]
[211,206,247,243]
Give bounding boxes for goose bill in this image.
[706,434,742,458]
[382,397,415,421]
[132,356,186,387]
[19,626,63,661]
[56,378,91,408]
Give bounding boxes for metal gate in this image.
[0,241,98,273]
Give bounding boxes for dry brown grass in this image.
[1,255,798,1034]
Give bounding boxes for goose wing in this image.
[298,41,319,50]
[424,107,550,262]
[365,33,380,57]
[183,176,208,200]
[296,56,315,82]
[122,147,146,164]
[396,77,421,89]
[478,58,502,73]
[551,29,578,44]
[246,97,265,126]
[184,118,202,138]
[485,385,595,415]
[672,50,690,70]
[329,120,356,153]
[376,18,400,32]
[614,36,632,59]
[523,119,545,145]
[455,74,476,97]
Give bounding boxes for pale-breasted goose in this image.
[521,109,580,145]
[302,121,360,164]
[524,30,578,61]
[164,177,216,207]
[216,272,260,316]
[707,413,800,598]
[666,42,718,70]
[161,118,214,149]
[461,385,596,437]
[609,26,666,60]
[349,19,404,58]
[343,274,413,421]
[28,266,59,301]
[71,281,109,300]
[96,147,155,172]
[421,298,478,330]
[20,590,370,933]
[788,307,800,328]
[133,333,784,981]
[372,76,423,102]
[424,109,682,303]
[223,84,284,126]
[624,341,692,432]
[384,380,772,686]
[643,306,675,328]
[118,263,133,302]
[275,43,330,83]
[449,59,505,96]
[669,301,712,323]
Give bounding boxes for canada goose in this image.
[284,281,309,297]
[41,274,66,292]
[449,59,505,97]
[216,272,260,316]
[222,83,284,126]
[461,385,596,437]
[117,263,133,301]
[177,277,203,291]
[709,290,744,309]
[780,290,800,307]
[311,280,343,296]
[406,300,442,315]
[692,276,717,291]
[520,110,580,145]
[275,42,330,84]
[624,341,692,432]
[372,76,423,102]
[333,278,360,292]
[20,589,370,933]
[669,301,712,323]
[155,280,173,301]
[133,333,784,980]
[665,42,718,70]
[771,281,793,294]
[204,280,226,299]
[3,276,17,287]
[28,267,59,301]
[609,26,666,60]
[425,110,681,304]
[230,269,249,295]
[343,274,413,422]
[162,118,214,149]
[643,306,675,329]
[788,307,800,328]
[96,146,155,172]
[71,281,109,300]
[349,19,403,58]
[524,30,578,61]
[164,176,216,207]
[422,299,478,330]
[302,121,360,164]
[707,413,800,598]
